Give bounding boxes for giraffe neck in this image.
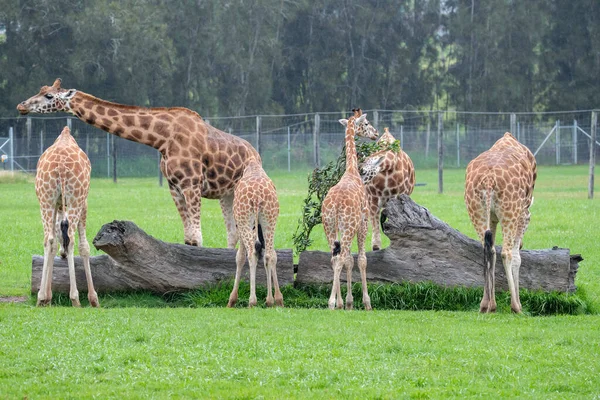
[66,91,182,150]
[345,120,359,174]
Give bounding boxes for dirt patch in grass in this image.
[0,296,29,303]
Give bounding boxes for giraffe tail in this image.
[58,166,70,258]
[332,241,341,256]
[254,223,265,259]
[483,230,494,266]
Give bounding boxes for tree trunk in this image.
[31,220,294,294]
[296,195,580,293]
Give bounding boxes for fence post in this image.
[425,118,431,159]
[158,152,163,187]
[287,126,291,172]
[437,112,443,194]
[67,117,72,130]
[9,127,14,172]
[112,135,117,183]
[510,113,516,135]
[40,129,44,155]
[517,121,521,142]
[373,110,379,130]
[556,120,560,165]
[26,117,31,171]
[573,119,578,165]
[456,123,460,167]
[256,115,261,155]
[400,125,404,147]
[589,111,597,199]
[106,132,110,178]
[313,113,320,167]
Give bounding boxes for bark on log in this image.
[296,195,580,293]
[31,220,294,294]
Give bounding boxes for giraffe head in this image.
[17,78,77,115]
[339,108,378,140]
[359,154,385,184]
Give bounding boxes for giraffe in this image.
[465,132,537,313]
[35,126,99,307]
[321,109,378,310]
[360,127,415,250]
[227,158,282,308]
[17,79,260,248]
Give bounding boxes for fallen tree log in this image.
[296,195,580,293]
[31,220,294,294]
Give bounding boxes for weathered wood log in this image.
[297,195,580,293]
[31,220,294,294]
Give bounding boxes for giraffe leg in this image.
[329,255,343,310]
[38,209,57,306]
[181,187,203,247]
[344,254,354,310]
[511,245,522,312]
[220,195,238,249]
[368,197,381,251]
[268,250,283,307]
[62,211,81,307]
[358,215,371,311]
[228,242,246,308]
[167,182,193,245]
[248,249,258,308]
[78,207,99,307]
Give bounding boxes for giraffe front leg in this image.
[345,254,354,310]
[357,217,372,311]
[167,182,194,245]
[180,187,203,247]
[219,195,238,248]
[368,197,382,251]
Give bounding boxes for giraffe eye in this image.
[44,94,53,99]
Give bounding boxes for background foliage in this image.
[1,0,599,117]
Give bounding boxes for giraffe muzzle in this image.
[17,102,30,115]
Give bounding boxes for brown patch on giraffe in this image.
[139,116,152,130]
[96,105,106,116]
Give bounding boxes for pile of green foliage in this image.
[292,138,400,255]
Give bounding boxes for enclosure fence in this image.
[1,109,598,196]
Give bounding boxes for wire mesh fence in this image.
[1,109,598,180]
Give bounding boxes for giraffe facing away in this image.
[321,109,378,310]
[360,127,415,250]
[227,158,283,308]
[35,126,99,307]
[465,132,537,313]
[18,79,260,248]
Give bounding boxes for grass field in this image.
[1,166,600,398]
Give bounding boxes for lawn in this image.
[1,166,599,398]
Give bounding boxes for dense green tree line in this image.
[1,0,598,117]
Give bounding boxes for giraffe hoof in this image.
[36,299,51,307]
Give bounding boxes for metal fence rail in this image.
[1,110,598,183]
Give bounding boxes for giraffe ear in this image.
[356,114,367,124]
[52,78,62,89]
[339,119,349,127]
[60,89,77,100]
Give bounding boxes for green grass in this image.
[1,165,600,398]
[1,306,599,398]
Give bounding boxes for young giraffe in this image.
[360,127,415,250]
[35,126,99,307]
[18,79,260,248]
[227,158,282,308]
[465,132,537,313]
[321,109,378,310]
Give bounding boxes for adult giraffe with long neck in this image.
[321,109,378,310]
[18,79,260,248]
